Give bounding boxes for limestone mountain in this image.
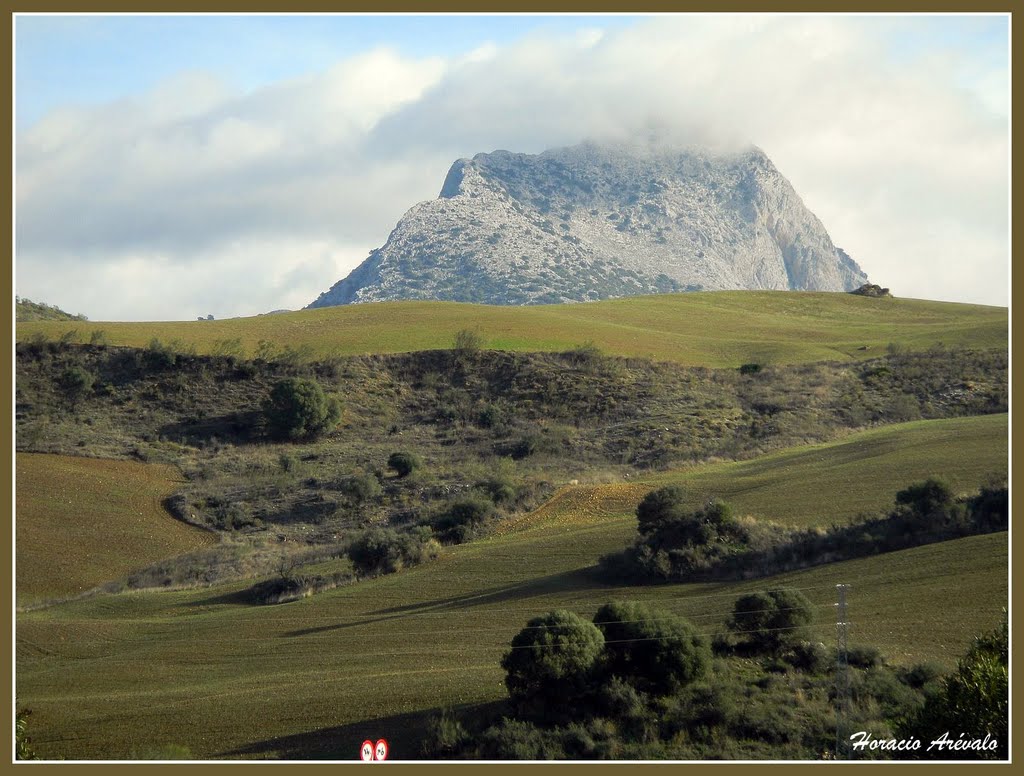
[308,141,868,308]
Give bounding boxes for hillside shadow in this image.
[158,409,262,446]
[218,700,508,760]
[282,564,631,639]
[185,587,258,607]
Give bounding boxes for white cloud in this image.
[15,15,1009,320]
[16,237,370,321]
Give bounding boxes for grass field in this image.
[15,291,1007,368]
[15,453,216,607]
[15,416,1008,759]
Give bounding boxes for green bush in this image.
[476,475,516,505]
[900,618,1007,759]
[902,661,944,689]
[433,496,495,542]
[592,601,710,694]
[387,451,422,478]
[593,676,658,741]
[144,338,177,370]
[558,719,619,759]
[847,644,883,669]
[509,435,540,460]
[786,641,831,674]
[347,526,439,576]
[16,708,36,760]
[728,589,815,653]
[651,499,745,549]
[245,570,352,605]
[59,365,95,399]
[967,477,1008,532]
[422,709,471,758]
[340,474,383,505]
[477,718,564,760]
[453,328,485,354]
[262,378,341,441]
[477,404,504,429]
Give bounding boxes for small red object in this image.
[360,740,374,761]
[375,738,389,761]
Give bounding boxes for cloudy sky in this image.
[15,13,1009,321]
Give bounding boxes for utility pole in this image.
[835,583,851,760]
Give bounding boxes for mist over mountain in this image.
[309,140,867,308]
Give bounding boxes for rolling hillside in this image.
[15,291,1007,368]
[16,454,216,607]
[16,415,1008,759]
[501,413,1008,534]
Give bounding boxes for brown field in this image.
[16,453,216,606]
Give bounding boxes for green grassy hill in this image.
[16,454,216,607]
[16,297,88,322]
[15,291,1007,367]
[16,416,1007,759]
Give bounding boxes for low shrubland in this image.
[15,339,1006,597]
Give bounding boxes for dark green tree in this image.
[635,485,688,534]
[651,499,746,549]
[728,588,815,653]
[262,378,341,441]
[501,610,605,719]
[592,601,710,694]
[895,477,955,518]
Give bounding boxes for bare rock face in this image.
[308,140,867,307]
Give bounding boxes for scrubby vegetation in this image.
[422,593,998,760]
[602,476,1008,583]
[16,708,36,760]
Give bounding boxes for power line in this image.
[31,617,944,668]
[30,603,840,649]
[22,617,933,662]
[249,582,839,612]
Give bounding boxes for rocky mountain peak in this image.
[308,139,867,308]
